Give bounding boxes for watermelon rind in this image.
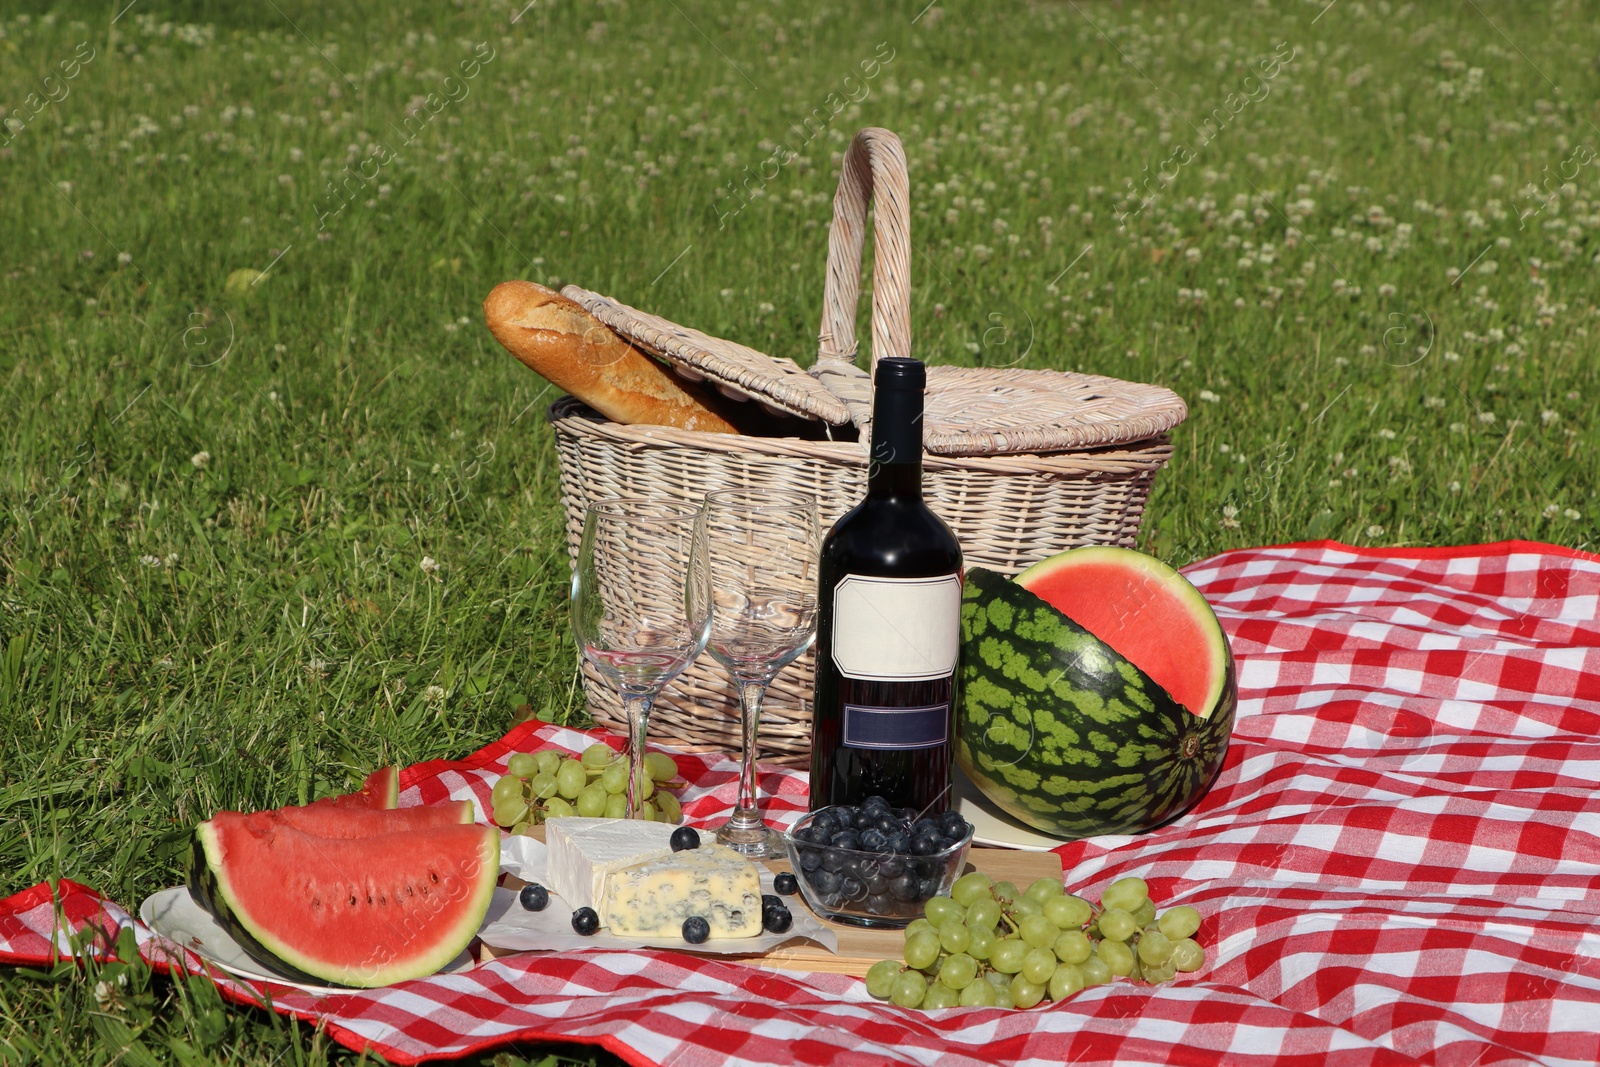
[188,819,499,988]
[957,566,1236,840]
[1015,546,1231,721]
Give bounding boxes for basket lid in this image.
[561,286,853,425]
[922,367,1187,454]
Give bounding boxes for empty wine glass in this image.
[700,489,820,857]
[571,498,711,818]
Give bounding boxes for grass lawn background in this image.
[1,0,1595,1061]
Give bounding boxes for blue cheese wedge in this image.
[545,817,675,913]
[603,844,763,939]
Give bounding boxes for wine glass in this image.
[571,498,711,818]
[700,489,820,857]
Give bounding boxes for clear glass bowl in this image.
[782,807,973,928]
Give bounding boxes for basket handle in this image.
[816,128,912,376]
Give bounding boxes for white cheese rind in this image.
[603,845,763,939]
[545,817,675,912]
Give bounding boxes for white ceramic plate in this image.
[139,886,488,994]
[953,768,1072,852]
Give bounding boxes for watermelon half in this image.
[188,816,499,987]
[957,547,1236,840]
[307,766,400,811]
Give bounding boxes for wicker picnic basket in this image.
[549,128,1186,765]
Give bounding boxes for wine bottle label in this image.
[830,573,961,681]
[843,702,950,750]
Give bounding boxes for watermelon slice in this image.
[209,800,474,839]
[188,817,499,987]
[307,766,400,811]
[1016,546,1230,719]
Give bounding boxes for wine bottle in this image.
[810,357,963,815]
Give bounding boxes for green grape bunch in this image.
[863,873,1209,1011]
[489,743,686,832]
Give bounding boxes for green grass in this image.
[1,0,1596,1061]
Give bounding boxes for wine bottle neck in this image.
[867,382,924,500]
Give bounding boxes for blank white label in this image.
[831,574,961,681]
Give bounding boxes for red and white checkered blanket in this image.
[5,540,1600,1066]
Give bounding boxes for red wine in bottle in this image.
[809,357,963,815]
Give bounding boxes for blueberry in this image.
[889,873,920,900]
[518,882,550,911]
[877,855,905,878]
[850,808,874,831]
[814,869,841,894]
[859,829,887,853]
[886,832,912,854]
[862,795,891,815]
[571,907,599,936]
[831,830,860,851]
[811,812,839,837]
[910,836,939,856]
[822,849,848,873]
[773,872,799,895]
[867,892,893,914]
[799,849,822,872]
[763,905,793,934]
[913,818,941,838]
[670,826,701,852]
[939,811,970,837]
[839,874,865,900]
[866,873,889,895]
[875,814,903,835]
[762,893,782,911]
[919,876,945,900]
[682,916,711,944]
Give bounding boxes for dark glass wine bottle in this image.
[809,357,963,815]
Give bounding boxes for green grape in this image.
[1132,898,1157,928]
[984,969,1011,992]
[1097,938,1135,977]
[510,819,531,836]
[904,918,936,941]
[492,797,530,827]
[1024,877,1064,904]
[1143,957,1176,984]
[1009,974,1045,1009]
[643,751,677,782]
[1052,929,1093,966]
[959,979,998,1007]
[1019,914,1059,950]
[1098,908,1136,942]
[992,986,1015,1009]
[865,959,901,999]
[890,970,927,1009]
[989,939,1028,975]
[1043,894,1092,929]
[604,793,627,819]
[966,898,1001,932]
[533,749,563,777]
[637,799,659,821]
[1021,948,1056,985]
[1171,938,1206,973]
[922,981,960,1010]
[544,796,575,819]
[575,784,607,818]
[1158,905,1202,941]
[1048,962,1085,1001]
[950,872,993,907]
[1138,929,1173,966]
[490,775,524,806]
[937,919,970,955]
[529,773,559,800]
[1080,956,1113,986]
[937,952,978,990]
[634,774,656,802]
[1101,876,1149,913]
[1010,897,1042,920]
[966,926,996,962]
[924,896,963,927]
[556,759,587,799]
[991,880,1019,904]
[599,761,629,795]
[580,743,616,770]
[656,791,682,823]
[904,930,941,971]
[506,753,539,779]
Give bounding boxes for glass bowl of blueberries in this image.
[782,797,974,928]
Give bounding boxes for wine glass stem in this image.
[622,686,656,819]
[728,678,768,829]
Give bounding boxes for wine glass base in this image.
[713,820,777,858]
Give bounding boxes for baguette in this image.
[483,280,739,435]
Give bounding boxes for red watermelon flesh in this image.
[308,766,400,811]
[211,800,474,839]
[190,818,499,987]
[1016,546,1230,719]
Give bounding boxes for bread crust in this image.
[483,280,739,435]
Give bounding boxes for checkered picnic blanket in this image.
[5,540,1600,1066]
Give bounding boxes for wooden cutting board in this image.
[481,833,1062,979]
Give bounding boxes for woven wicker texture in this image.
[550,398,1173,764]
[561,285,852,425]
